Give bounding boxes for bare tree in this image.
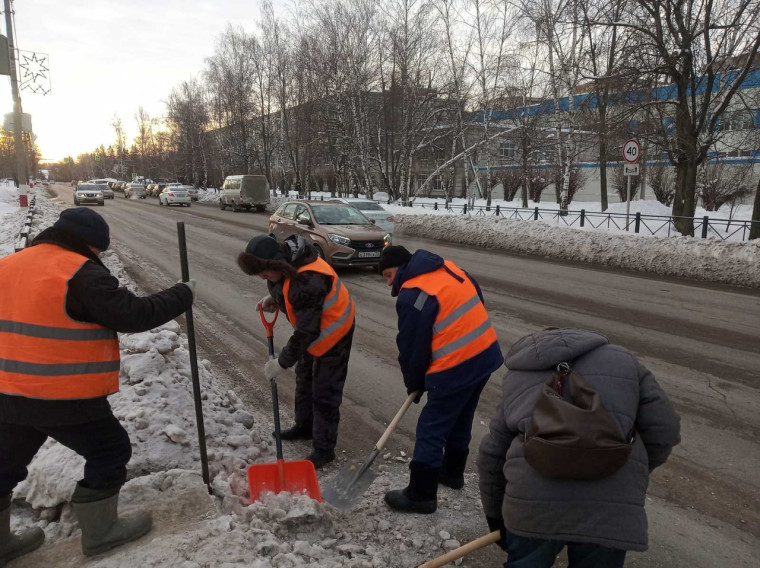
[618,0,760,235]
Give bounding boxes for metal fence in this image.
[271,191,758,242]
[14,196,37,252]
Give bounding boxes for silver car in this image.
[330,198,395,234]
[74,184,105,206]
[159,186,191,207]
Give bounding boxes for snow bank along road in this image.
[42,185,760,566]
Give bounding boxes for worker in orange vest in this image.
[0,208,195,563]
[378,245,503,514]
[237,234,355,468]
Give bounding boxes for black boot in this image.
[305,447,335,469]
[384,461,439,514]
[274,424,313,441]
[439,448,469,489]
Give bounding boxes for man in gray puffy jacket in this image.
[478,328,680,568]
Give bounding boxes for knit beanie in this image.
[378,245,413,272]
[237,235,291,275]
[53,207,110,251]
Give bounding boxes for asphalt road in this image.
[50,186,760,566]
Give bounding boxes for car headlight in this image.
[384,233,392,246]
[96,193,103,198]
[328,233,350,246]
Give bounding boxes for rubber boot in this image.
[439,448,469,489]
[305,448,335,469]
[71,484,152,557]
[384,461,439,514]
[0,495,45,566]
[274,424,313,441]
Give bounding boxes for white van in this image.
[219,175,270,212]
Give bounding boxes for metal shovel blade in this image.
[322,459,379,510]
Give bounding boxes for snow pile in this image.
[396,214,760,288]
[0,181,24,256]
[196,188,220,203]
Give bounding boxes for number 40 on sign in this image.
[623,139,641,164]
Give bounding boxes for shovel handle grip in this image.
[257,302,279,337]
[417,531,501,568]
[376,391,420,451]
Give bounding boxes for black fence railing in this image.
[270,191,758,242]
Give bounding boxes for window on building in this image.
[432,176,443,191]
[500,140,516,160]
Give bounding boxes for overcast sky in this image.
[0,0,285,164]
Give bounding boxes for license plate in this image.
[357,251,380,258]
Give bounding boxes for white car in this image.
[182,185,199,201]
[159,186,191,207]
[330,198,395,234]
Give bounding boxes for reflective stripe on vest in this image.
[401,260,498,375]
[0,244,120,400]
[283,257,355,357]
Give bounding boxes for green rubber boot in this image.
[0,495,45,566]
[71,484,152,557]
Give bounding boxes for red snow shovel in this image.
[247,302,322,503]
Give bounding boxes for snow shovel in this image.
[247,302,322,503]
[417,531,501,568]
[322,390,421,510]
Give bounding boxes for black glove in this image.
[486,516,508,552]
[407,388,423,404]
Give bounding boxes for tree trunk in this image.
[599,136,608,212]
[672,157,698,236]
[750,176,760,240]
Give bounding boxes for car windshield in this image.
[350,202,384,211]
[311,205,372,225]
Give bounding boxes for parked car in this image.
[159,185,191,207]
[269,201,390,268]
[125,183,147,199]
[183,185,199,201]
[74,184,105,206]
[220,175,270,212]
[329,198,395,234]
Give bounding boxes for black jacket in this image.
[267,236,334,368]
[0,228,193,425]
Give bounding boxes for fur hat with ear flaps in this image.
[237,235,297,277]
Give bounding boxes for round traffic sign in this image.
[623,139,641,164]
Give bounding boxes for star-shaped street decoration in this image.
[19,50,51,95]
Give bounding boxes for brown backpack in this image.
[523,362,634,480]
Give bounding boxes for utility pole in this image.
[4,0,27,207]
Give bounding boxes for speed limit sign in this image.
[623,139,641,163]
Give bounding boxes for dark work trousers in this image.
[413,376,489,468]
[293,323,355,451]
[503,530,627,568]
[0,413,132,498]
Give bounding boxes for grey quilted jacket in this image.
[478,329,681,551]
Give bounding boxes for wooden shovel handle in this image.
[417,531,502,568]
[376,391,420,451]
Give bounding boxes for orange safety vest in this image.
[0,244,120,400]
[401,260,498,375]
[283,257,355,357]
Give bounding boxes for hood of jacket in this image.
[284,234,319,268]
[391,249,444,297]
[505,328,608,371]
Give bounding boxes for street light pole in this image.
[4,0,27,207]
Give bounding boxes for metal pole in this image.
[4,0,26,207]
[625,175,631,230]
[176,222,212,494]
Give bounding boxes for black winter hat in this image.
[237,235,294,276]
[378,245,412,272]
[53,207,110,251]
